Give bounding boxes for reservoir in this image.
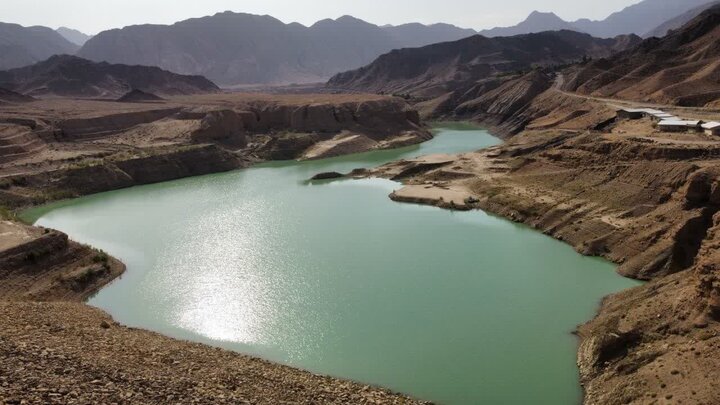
[23,125,639,404]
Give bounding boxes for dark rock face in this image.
[0,55,219,98]
[76,12,475,86]
[310,172,345,180]
[117,89,164,103]
[0,22,78,71]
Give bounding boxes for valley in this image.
[3,0,720,404]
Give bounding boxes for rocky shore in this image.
[0,301,426,404]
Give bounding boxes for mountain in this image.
[0,22,79,70]
[384,23,477,48]
[327,30,640,97]
[56,27,93,46]
[571,0,713,38]
[644,1,720,37]
[478,11,577,37]
[0,55,219,98]
[563,5,720,107]
[76,12,475,86]
[478,0,714,38]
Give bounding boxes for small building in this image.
[616,108,677,122]
[702,122,720,136]
[658,119,703,133]
[650,112,677,122]
[616,108,645,120]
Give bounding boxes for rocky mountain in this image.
[0,22,79,71]
[563,4,720,107]
[0,55,219,98]
[644,1,720,37]
[478,11,577,37]
[56,27,93,46]
[479,0,714,38]
[76,12,475,86]
[327,30,640,98]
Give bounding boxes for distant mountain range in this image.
[0,22,78,70]
[563,4,720,107]
[0,0,718,87]
[644,1,720,38]
[327,31,641,97]
[480,0,716,38]
[75,13,475,86]
[56,27,93,46]
[0,55,219,98]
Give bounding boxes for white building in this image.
[658,119,702,133]
[702,122,720,136]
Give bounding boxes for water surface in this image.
[24,126,639,404]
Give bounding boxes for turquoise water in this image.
[23,126,639,404]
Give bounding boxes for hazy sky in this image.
[2,0,642,34]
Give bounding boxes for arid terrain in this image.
[4,1,720,404]
[0,92,428,209]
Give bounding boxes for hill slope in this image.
[0,22,79,70]
[563,5,720,107]
[327,30,640,97]
[0,55,219,98]
[77,12,475,86]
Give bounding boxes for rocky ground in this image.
[0,302,426,404]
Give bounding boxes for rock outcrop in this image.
[117,89,164,103]
[0,220,125,302]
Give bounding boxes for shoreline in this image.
[16,122,624,404]
[8,117,720,403]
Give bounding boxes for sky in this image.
[1,0,642,35]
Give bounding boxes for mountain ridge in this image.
[77,12,477,86]
[0,55,220,98]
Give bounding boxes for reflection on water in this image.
[24,126,640,404]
